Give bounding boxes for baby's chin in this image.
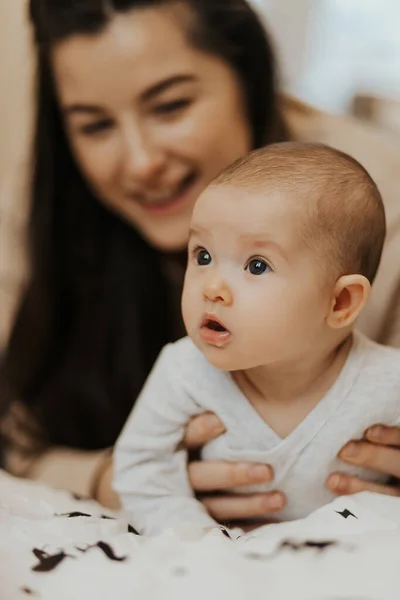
[198,343,248,372]
[188,331,263,371]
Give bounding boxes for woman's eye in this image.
[196,248,212,266]
[154,99,191,115]
[79,120,113,135]
[246,258,271,275]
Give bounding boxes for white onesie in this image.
[114,332,400,535]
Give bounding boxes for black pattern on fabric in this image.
[31,541,128,574]
[76,542,127,562]
[128,524,140,535]
[56,511,92,518]
[336,509,358,519]
[219,526,233,540]
[280,540,337,551]
[245,539,339,561]
[21,587,40,596]
[31,549,75,572]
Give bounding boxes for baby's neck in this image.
[233,334,353,439]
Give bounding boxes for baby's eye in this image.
[246,258,271,275]
[195,248,212,266]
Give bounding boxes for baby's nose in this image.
[203,277,233,306]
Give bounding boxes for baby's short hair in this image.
[214,142,386,283]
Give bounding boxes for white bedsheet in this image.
[1,469,400,600]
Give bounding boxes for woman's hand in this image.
[184,412,286,523]
[327,425,400,497]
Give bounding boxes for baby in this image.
[114,142,400,536]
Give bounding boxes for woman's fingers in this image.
[183,413,225,449]
[201,491,286,522]
[188,460,273,492]
[327,472,400,497]
[338,439,400,479]
[365,424,400,448]
[184,415,284,522]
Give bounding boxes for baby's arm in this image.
[113,345,217,535]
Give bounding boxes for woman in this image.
[1,0,400,519]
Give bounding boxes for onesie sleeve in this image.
[113,343,217,535]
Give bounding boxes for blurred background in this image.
[0,0,399,346]
[253,0,400,129]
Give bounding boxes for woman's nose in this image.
[122,126,166,184]
[203,276,233,306]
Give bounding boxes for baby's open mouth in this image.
[202,318,228,333]
[200,316,231,347]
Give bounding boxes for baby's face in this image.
[182,184,334,371]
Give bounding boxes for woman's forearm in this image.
[4,444,112,500]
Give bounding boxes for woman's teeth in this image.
[139,174,194,206]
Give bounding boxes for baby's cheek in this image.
[247,298,296,344]
[182,285,201,329]
[181,288,192,328]
[243,306,283,346]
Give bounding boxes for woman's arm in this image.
[4,443,115,501]
[1,400,119,504]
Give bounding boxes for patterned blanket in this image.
[1,469,400,600]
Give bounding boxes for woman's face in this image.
[52,5,252,251]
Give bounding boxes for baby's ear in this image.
[326,274,370,330]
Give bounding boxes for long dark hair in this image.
[1,0,288,451]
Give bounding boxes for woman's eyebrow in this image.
[63,74,198,116]
[64,104,103,116]
[141,74,198,102]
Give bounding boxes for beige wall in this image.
[254,0,317,91]
[0,0,33,346]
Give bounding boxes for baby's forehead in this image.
[193,181,311,225]
[191,183,313,251]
